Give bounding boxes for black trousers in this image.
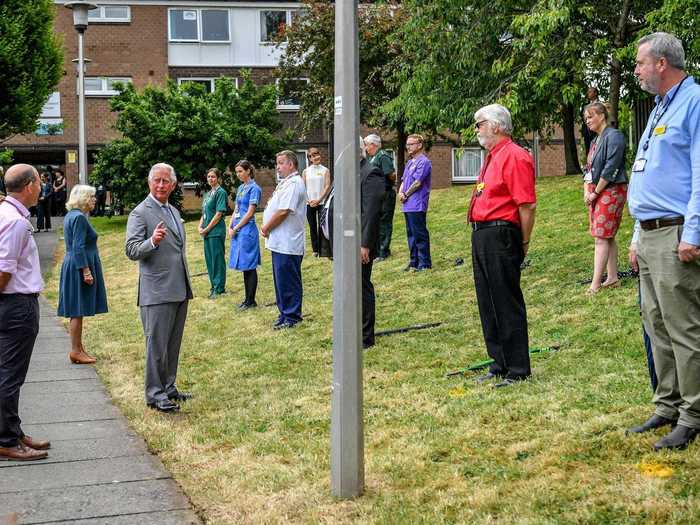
[0,294,40,447]
[471,225,530,379]
[37,199,52,230]
[243,269,258,305]
[307,205,322,254]
[362,259,375,347]
[377,189,396,258]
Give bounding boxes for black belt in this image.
[639,216,684,231]
[0,292,40,298]
[471,220,517,231]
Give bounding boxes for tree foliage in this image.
[92,74,284,208]
[0,0,63,141]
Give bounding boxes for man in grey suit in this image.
[126,163,193,413]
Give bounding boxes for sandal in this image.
[601,280,621,289]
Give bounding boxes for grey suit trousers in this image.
[140,300,188,403]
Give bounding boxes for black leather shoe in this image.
[474,372,500,384]
[273,321,297,330]
[239,301,257,310]
[147,399,180,413]
[493,377,527,388]
[168,392,193,403]
[653,425,700,451]
[626,414,678,435]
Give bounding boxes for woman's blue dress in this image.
[57,209,108,317]
[229,181,262,271]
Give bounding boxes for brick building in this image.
[8,0,569,209]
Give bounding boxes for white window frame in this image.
[259,9,297,44]
[81,77,132,97]
[452,147,484,183]
[168,8,231,44]
[177,77,239,93]
[276,149,307,183]
[87,5,131,23]
[276,78,309,111]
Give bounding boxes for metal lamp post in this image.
[331,0,363,499]
[65,2,97,185]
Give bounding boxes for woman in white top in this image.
[301,147,331,256]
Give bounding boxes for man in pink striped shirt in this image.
[0,164,51,461]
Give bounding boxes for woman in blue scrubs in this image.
[228,160,262,309]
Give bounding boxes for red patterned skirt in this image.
[588,183,627,239]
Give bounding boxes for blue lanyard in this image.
[643,76,688,151]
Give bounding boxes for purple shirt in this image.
[400,153,432,212]
[0,196,44,294]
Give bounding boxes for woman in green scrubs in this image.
[198,168,228,298]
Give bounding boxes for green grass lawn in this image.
[45,176,700,524]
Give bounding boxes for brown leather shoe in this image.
[69,350,96,364]
[0,443,48,461]
[21,435,51,450]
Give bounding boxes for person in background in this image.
[261,151,306,330]
[399,134,432,271]
[364,134,396,262]
[0,164,51,460]
[626,32,700,450]
[95,182,107,217]
[301,147,331,257]
[36,172,53,232]
[228,160,262,310]
[469,104,537,388]
[581,101,628,294]
[52,170,67,216]
[581,87,600,154]
[198,168,228,298]
[57,185,108,365]
[0,166,6,203]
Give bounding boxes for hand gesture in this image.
[152,221,167,246]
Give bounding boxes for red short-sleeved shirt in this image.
[468,138,536,226]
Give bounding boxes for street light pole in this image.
[331,0,363,499]
[65,2,97,185]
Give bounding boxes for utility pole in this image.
[330,0,363,499]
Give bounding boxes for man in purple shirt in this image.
[399,134,432,271]
[0,164,51,461]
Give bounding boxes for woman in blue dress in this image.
[57,185,108,364]
[228,160,262,309]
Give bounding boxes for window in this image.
[297,150,308,173]
[169,9,230,42]
[177,77,238,93]
[82,77,132,96]
[88,5,130,23]
[276,78,309,110]
[260,10,297,43]
[452,147,483,183]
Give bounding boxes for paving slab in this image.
[0,434,147,468]
[0,479,194,524]
[1,231,200,524]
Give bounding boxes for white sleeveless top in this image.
[305,164,327,202]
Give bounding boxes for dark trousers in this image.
[37,199,52,230]
[404,211,431,269]
[0,294,40,447]
[377,189,396,258]
[271,251,303,324]
[307,205,322,254]
[362,260,375,347]
[243,269,258,305]
[471,225,530,380]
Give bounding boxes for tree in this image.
[0,0,62,141]
[277,1,412,176]
[92,74,284,208]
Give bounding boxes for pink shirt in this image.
[0,196,44,294]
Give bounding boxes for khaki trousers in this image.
[638,225,700,428]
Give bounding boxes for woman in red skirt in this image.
[582,101,628,294]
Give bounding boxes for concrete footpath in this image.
[1,223,200,525]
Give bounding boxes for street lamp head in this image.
[64,2,98,32]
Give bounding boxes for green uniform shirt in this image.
[368,149,395,190]
[202,185,228,237]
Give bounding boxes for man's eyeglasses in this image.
[475,120,489,130]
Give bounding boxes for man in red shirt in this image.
[468,104,537,388]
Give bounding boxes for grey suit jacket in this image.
[589,126,628,185]
[125,195,193,306]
